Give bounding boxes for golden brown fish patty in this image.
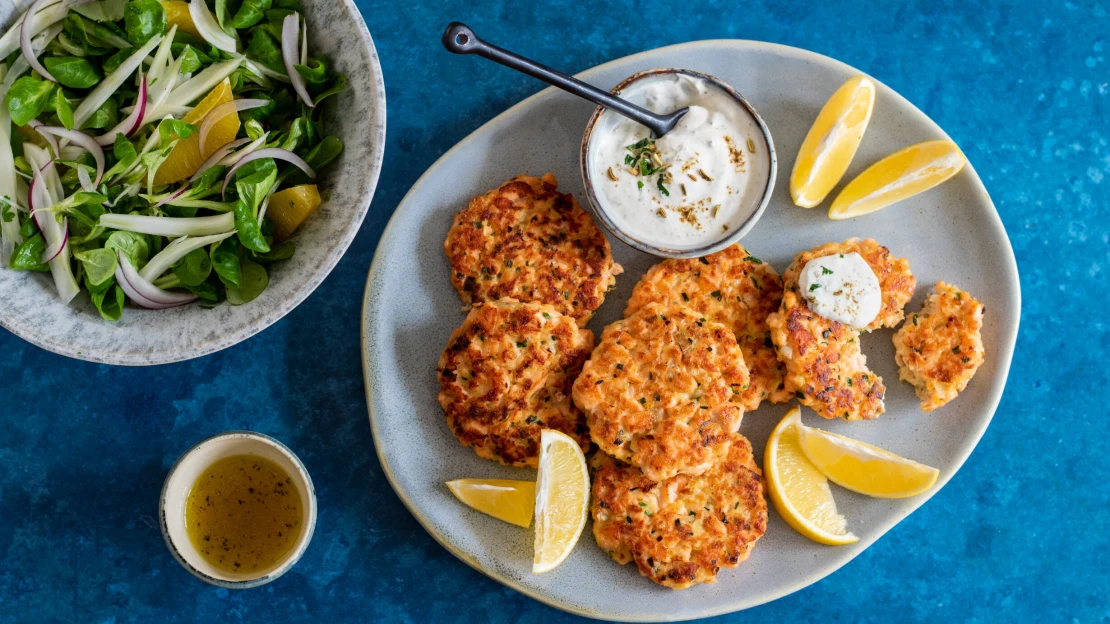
[444,173,622,326]
[591,434,768,590]
[893,282,985,412]
[437,299,593,467]
[767,238,915,420]
[572,302,749,481]
[625,243,788,411]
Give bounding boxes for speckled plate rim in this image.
[0,0,386,366]
[361,39,1020,622]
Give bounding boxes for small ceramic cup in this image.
[580,68,777,259]
[159,431,317,589]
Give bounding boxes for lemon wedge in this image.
[797,426,939,498]
[446,479,536,528]
[790,75,876,208]
[764,407,858,546]
[532,429,589,574]
[829,139,966,219]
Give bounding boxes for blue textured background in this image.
[1,0,1107,622]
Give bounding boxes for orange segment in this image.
[152,79,240,186]
[160,1,202,38]
[266,184,322,241]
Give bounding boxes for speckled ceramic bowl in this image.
[0,0,385,365]
[580,68,776,259]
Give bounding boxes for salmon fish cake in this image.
[572,302,749,481]
[625,243,788,411]
[591,434,768,589]
[444,173,622,325]
[893,282,986,412]
[767,238,915,420]
[437,299,593,467]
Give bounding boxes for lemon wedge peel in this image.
[446,479,536,528]
[829,139,966,220]
[532,429,590,574]
[790,76,876,208]
[797,427,939,499]
[764,407,858,546]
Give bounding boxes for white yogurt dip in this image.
[799,252,881,328]
[586,72,771,251]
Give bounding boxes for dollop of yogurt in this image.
[799,252,881,328]
[587,73,771,251]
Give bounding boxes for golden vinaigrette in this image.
[185,455,303,574]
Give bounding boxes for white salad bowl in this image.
[0,0,386,365]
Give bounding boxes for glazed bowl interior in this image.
[580,68,776,258]
[160,432,317,588]
[0,0,385,365]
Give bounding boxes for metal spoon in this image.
[442,22,689,138]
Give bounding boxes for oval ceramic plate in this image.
[0,0,385,365]
[362,41,1019,621]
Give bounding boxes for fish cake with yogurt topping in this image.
[625,243,788,411]
[437,299,593,467]
[444,173,622,326]
[571,302,749,481]
[767,238,916,420]
[893,282,985,412]
[591,434,768,590]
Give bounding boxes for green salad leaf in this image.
[124,0,167,45]
[173,247,212,286]
[5,76,57,126]
[44,57,104,89]
[226,256,268,305]
[74,247,118,285]
[211,236,241,287]
[10,234,50,271]
[105,230,149,269]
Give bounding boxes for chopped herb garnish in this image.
[821,266,833,275]
[744,255,763,264]
[809,283,820,292]
[699,257,710,265]
[516,340,528,348]
[710,290,722,300]
[681,292,689,302]
[952,346,961,354]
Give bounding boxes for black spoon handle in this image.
[441,22,672,136]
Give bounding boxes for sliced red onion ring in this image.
[153,184,190,209]
[282,14,314,108]
[189,0,236,54]
[198,98,269,153]
[26,119,59,156]
[20,0,62,82]
[95,73,147,147]
[188,137,250,182]
[40,217,67,263]
[35,126,105,187]
[221,147,315,199]
[115,252,197,308]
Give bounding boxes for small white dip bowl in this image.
[159,431,317,589]
[580,68,776,258]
